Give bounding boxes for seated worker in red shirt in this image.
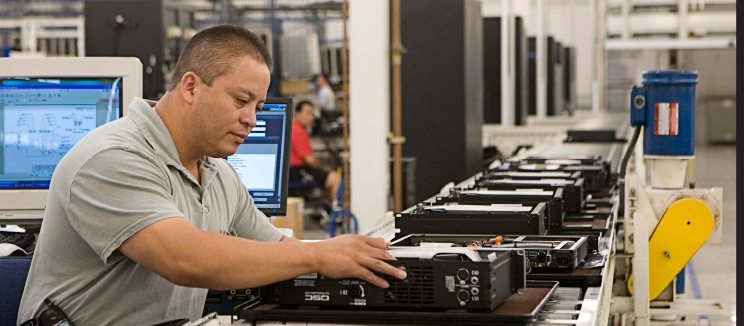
[289,100,341,203]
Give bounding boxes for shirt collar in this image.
[127,98,182,166]
[127,98,219,189]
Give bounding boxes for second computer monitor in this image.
[225,98,294,216]
[0,57,142,225]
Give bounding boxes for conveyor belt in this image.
[234,113,631,326]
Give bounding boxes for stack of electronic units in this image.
[434,187,566,229]
[496,156,611,193]
[243,155,615,321]
[394,155,615,261]
[474,156,615,242]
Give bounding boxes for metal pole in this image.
[391,0,404,214]
[536,0,547,119]
[500,0,514,127]
[621,0,630,40]
[598,0,606,112]
[341,0,351,230]
[590,0,600,114]
[679,0,689,40]
[220,0,229,24]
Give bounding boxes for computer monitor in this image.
[0,57,143,225]
[225,98,294,216]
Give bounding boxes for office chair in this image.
[0,256,32,326]
[288,175,331,227]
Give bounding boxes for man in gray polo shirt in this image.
[18,25,405,326]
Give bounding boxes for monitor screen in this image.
[225,98,294,216]
[0,77,123,189]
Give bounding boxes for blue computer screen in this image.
[0,77,122,189]
[226,103,290,214]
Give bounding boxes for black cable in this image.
[617,126,642,216]
[618,126,643,177]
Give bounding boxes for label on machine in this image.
[654,102,679,136]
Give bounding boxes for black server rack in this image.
[528,36,536,116]
[482,16,527,126]
[514,17,528,125]
[84,0,197,100]
[401,0,484,203]
[482,17,501,124]
[546,36,556,116]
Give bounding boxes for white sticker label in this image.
[654,102,679,135]
[445,276,455,292]
[294,279,316,287]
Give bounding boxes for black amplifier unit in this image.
[560,211,612,235]
[391,234,589,269]
[433,187,565,229]
[262,248,527,310]
[476,178,585,213]
[395,202,547,237]
[504,156,611,192]
[476,170,583,183]
[518,155,607,167]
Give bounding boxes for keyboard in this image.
[0,231,34,249]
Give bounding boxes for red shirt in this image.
[290,121,313,167]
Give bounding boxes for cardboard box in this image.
[280,78,310,95]
[269,197,304,239]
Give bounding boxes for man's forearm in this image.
[120,218,321,290]
[304,155,324,169]
[174,231,321,290]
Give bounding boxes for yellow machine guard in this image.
[628,198,714,300]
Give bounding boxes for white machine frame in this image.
[0,57,143,225]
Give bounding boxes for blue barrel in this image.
[630,71,697,156]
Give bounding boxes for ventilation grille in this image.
[382,266,435,305]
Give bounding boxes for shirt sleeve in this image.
[223,161,283,242]
[67,148,185,265]
[231,195,283,243]
[291,125,314,162]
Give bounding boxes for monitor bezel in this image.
[0,57,143,225]
[251,97,294,217]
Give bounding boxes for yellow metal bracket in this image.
[628,198,714,300]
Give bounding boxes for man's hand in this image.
[309,235,407,288]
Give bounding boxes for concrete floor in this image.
[686,143,737,326]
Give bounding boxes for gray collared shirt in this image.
[18,98,282,326]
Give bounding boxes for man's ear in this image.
[180,72,199,105]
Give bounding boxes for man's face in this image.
[315,75,326,88]
[295,103,315,128]
[189,56,271,158]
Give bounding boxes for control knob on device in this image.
[457,289,469,306]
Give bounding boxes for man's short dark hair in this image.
[168,24,272,91]
[316,74,330,83]
[295,100,314,114]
